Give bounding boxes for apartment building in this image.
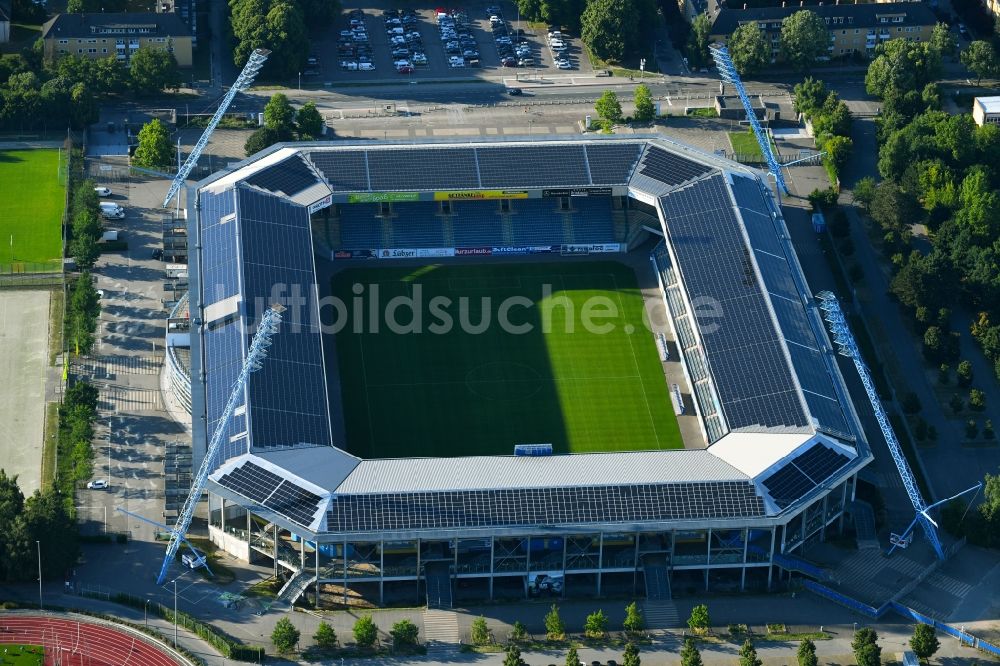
[41,12,192,66]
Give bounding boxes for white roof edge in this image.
[709,432,816,478]
[204,147,300,193]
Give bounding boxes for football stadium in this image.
[170,135,873,608]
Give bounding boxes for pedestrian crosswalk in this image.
[99,386,163,412]
[88,355,163,377]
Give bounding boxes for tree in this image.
[129,45,180,96]
[852,176,877,213]
[623,641,641,666]
[313,621,337,649]
[264,1,309,77]
[929,22,957,59]
[566,646,581,666]
[687,604,710,632]
[296,101,324,139]
[633,85,654,122]
[739,638,762,666]
[471,616,491,645]
[821,134,853,177]
[544,604,565,639]
[391,619,419,649]
[271,617,300,653]
[623,601,644,633]
[950,393,965,414]
[132,119,173,169]
[264,93,296,134]
[584,609,609,637]
[780,11,830,72]
[793,77,828,118]
[958,360,974,387]
[510,620,528,641]
[852,628,879,653]
[970,388,986,411]
[902,391,922,414]
[680,637,703,666]
[856,642,881,666]
[580,0,638,63]
[595,90,623,123]
[797,638,818,666]
[244,127,284,157]
[686,14,712,70]
[960,40,998,86]
[910,624,940,662]
[504,644,526,666]
[70,234,100,271]
[729,21,770,75]
[353,614,378,648]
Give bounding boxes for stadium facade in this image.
[175,135,872,607]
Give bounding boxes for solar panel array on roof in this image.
[731,175,851,436]
[307,150,370,192]
[236,187,333,449]
[477,145,590,188]
[203,319,249,468]
[217,462,283,505]
[266,480,324,527]
[200,190,240,304]
[328,481,765,532]
[367,148,479,190]
[761,443,851,508]
[640,145,715,187]
[585,142,643,185]
[659,176,808,431]
[244,154,318,197]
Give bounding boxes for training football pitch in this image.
[0,644,44,665]
[0,150,66,272]
[331,261,683,459]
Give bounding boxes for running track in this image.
[0,615,185,665]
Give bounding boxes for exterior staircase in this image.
[424,561,453,609]
[642,601,680,631]
[275,570,316,608]
[642,554,671,600]
[423,608,460,656]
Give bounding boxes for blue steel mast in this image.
[156,305,284,585]
[162,48,270,208]
[709,44,789,194]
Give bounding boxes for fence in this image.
[803,580,1000,657]
[0,270,63,288]
[78,585,266,662]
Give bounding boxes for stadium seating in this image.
[338,204,385,248]
[333,198,617,249]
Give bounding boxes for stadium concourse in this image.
[0,615,186,665]
[166,135,874,608]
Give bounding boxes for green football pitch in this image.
[0,149,66,272]
[0,644,44,665]
[331,262,683,459]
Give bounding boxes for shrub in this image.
[739,638,762,666]
[687,604,710,632]
[584,609,609,638]
[901,391,921,414]
[353,614,378,648]
[566,646,581,666]
[985,420,995,440]
[313,621,337,649]
[966,419,979,439]
[271,617,300,654]
[544,604,566,640]
[969,388,986,411]
[504,644,526,666]
[471,616,491,645]
[797,638,818,666]
[957,360,974,386]
[623,641,641,666]
[391,619,419,649]
[510,620,528,642]
[623,601,644,633]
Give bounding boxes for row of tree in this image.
[793,78,853,184]
[271,615,418,654]
[229,0,339,78]
[691,9,832,75]
[855,33,1000,382]
[0,46,180,133]
[55,381,99,497]
[0,470,79,583]
[68,179,105,271]
[244,93,324,156]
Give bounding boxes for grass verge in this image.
[48,286,64,366]
[41,402,59,491]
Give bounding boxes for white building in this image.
[972,96,1000,126]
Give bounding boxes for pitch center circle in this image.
[465,361,544,401]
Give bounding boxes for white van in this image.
[181,548,206,569]
[165,263,188,279]
[100,201,125,219]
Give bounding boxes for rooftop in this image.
[710,1,937,34]
[975,96,1000,114]
[42,12,191,39]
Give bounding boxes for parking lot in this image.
[305,0,592,82]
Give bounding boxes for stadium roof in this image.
[193,135,870,535]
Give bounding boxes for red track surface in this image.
[0,615,182,666]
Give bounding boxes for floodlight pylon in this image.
[709,44,788,194]
[155,305,285,585]
[162,48,270,208]
[815,291,945,559]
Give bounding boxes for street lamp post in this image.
[144,599,149,628]
[174,580,178,647]
[36,540,42,610]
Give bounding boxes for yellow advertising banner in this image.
[433,190,529,201]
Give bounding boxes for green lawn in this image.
[0,149,66,272]
[728,131,778,162]
[331,261,682,458]
[0,645,44,665]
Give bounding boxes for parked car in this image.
[397,65,415,74]
[506,86,523,95]
[359,62,375,71]
[87,479,108,489]
[94,186,112,196]
[412,52,428,65]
